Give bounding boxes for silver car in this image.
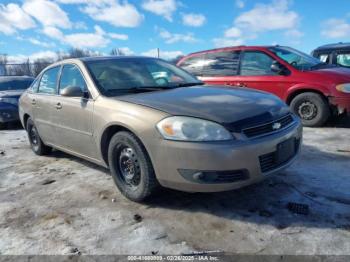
[19,57,302,202]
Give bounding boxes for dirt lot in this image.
[0,119,350,255]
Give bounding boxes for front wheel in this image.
[290,92,330,127]
[26,118,52,155]
[108,131,159,202]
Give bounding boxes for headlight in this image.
[336,83,350,93]
[0,97,18,105]
[156,116,233,141]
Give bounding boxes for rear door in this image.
[31,66,61,145]
[235,50,293,99]
[200,50,241,86]
[54,64,97,159]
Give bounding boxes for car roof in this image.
[47,56,161,69]
[0,76,34,82]
[78,56,155,62]
[185,45,280,57]
[313,42,350,52]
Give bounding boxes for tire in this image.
[108,131,159,202]
[290,92,330,127]
[26,118,52,155]
[0,122,6,130]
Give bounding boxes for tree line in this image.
[0,48,184,77]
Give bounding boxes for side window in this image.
[240,51,278,76]
[319,53,330,63]
[38,67,60,94]
[336,53,350,67]
[29,78,39,93]
[203,51,240,76]
[59,64,87,94]
[179,55,206,76]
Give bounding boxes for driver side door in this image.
[236,50,294,99]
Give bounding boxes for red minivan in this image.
[177,46,350,127]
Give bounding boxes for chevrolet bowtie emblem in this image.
[272,122,282,130]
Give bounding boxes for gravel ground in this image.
[0,119,350,255]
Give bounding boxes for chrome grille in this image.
[242,114,294,138]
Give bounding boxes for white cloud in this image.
[321,18,350,38]
[213,38,244,48]
[42,26,64,39]
[158,28,197,44]
[213,0,300,47]
[63,25,110,48]
[8,51,58,63]
[224,27,242,38]
[284,29,304,38]
[142,0,177,22]
[118,47,135,55]
[109,33,128,40]
[141,48,183,60]
[235,0,245,8]
[23,0,72,29]
[182,13,206,27]
[43,25,128,49]
[0,3,36,35]
[235,0,298,32]
[81,1,143,28]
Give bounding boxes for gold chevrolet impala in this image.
[19,57,302,202]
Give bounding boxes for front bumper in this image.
[151,118,303,192]
[329,96,350,115]
[0,103,19,123]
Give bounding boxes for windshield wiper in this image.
[105,86,172,94]
[169,82,204,88]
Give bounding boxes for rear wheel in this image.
[290,92,330,127]
[108,131,159,202]
[26,118,51,155]
[0,122,5,130]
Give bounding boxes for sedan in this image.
[19,57,302,202]
[0,76,34,128]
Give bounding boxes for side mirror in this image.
[60,86,84,97]
[271,61,288,75]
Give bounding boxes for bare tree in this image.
[110,48,126,56]
[0,54,8,76]
[169,55,184,65]
[32,58,53,76]
[8,59,32,76]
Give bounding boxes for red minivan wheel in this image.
[290,92,330,127]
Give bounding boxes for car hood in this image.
[309,67,350,83]
[117,85,290,132]
[0,90,24,98]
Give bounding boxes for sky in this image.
[0,0,350,63]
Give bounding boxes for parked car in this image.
[312,42,350,68]
[177,46,350,127]
[19,57,302,202]
[0,76,34,129]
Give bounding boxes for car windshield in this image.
[269,46,323,71]
[85,58,203,96]
[0,79,33,91]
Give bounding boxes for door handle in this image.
[55,102,62,110]
[31,99,36,105]
[235,82,247,87]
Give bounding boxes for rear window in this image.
[0,79,33,91]
[179,54,206,76]
[202,51,240,76]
